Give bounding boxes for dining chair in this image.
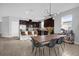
[56,37,65,55]
[31,37,46,56]
[46,39,57,56]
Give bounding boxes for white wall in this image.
[54,15,61,33]
[1,17,10,37]
[0,22,1,34]
[1,16,19,37]
[54,7,79,44]
[9,17,19,37]
[0,17,2,34]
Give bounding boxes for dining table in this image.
[31,34,67,56]
[32,34,67,44]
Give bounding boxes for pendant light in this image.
[45,2,53,19]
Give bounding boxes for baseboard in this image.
[2,35,13,37]
[74,41,79,44]
[0,33,1,37]
[1,34,19,37]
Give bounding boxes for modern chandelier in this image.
[44,2,53,19]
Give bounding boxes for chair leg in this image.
[39,47,40,56]
[39,47,42,56]
[54,47,57,56]
[60,44,64,52]
[41,48,43,56]
[49,48,51,56]
[43,47,44,56]
[39,48,41,56]
[32,47,34,53]
[63,42,65,49]
[57,47,59,56]
[35,47,37,56]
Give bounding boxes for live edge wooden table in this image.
[32,34,66,43]
[32,34,66,56]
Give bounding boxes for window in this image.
[61,15,72,30]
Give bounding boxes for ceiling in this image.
[0,3,79,21]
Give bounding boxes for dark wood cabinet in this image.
[19,20,40,28]
[32,22,41,28]
[44,18,54,34]
[19,20,27,25]
[19,18,54,35]
[44,18,54,27]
